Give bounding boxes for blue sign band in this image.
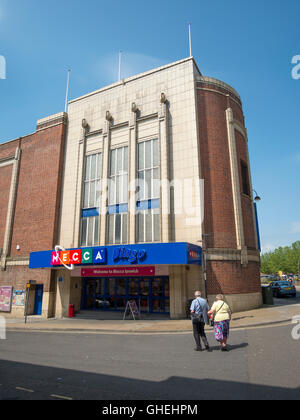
[29,242,202,269]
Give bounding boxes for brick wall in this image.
[206,260,261,295]
[10,124,66,257]
[197,79,261,297]
[0,117,66,293]
[197,84,237,249]
[235,129,257,249]
[2,266,51,290]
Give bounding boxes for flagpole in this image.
[64,69,71,113]
[188,22,192,57]
[118,50,122,81]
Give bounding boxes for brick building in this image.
[1,57,262,319]
[0,113,67,317]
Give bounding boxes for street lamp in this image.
[253,189,261,202]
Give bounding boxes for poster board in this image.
[123,300,141,321]
[13,290,25,307]
[0,286,13,312]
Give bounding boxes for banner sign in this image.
[81,266,155,278]
[0,286,13,312]
[29,242,202,269]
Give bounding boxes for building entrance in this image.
[81,277,170,314]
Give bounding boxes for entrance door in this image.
[33,285,43,315]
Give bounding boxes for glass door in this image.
[115,278,127,311]
[95,278,110,310]
[150,277,169,314]
[139,278,150,312]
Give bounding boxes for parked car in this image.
[270,281,297,298]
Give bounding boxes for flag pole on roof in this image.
[188,22,192,57]
[118,50,122,81]
[64,68,71,113]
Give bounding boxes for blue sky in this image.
[0,0,299,253]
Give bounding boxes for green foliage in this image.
[261,241,300,274]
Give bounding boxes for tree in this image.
[261,241,300,274]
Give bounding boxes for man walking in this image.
[190,291,210,352]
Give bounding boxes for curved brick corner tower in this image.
[196,75,262,312]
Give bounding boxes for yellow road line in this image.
[51,394,73,400]
[16,387,34,393]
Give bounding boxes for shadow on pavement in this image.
[0,358,298,400]
[73,311,170,321]
[208,342,249,352]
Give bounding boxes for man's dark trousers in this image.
[192,319,209,350]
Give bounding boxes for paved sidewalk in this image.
[4,302,300,334]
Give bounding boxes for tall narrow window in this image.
[80,153,102,247]
[241,161,250,196]
[137,139,160,243]
[107,146,128,245]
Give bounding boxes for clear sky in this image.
[0,0,299,253]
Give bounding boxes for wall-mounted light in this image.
[253,190,261,202]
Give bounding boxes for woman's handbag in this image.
[210,302,225,327]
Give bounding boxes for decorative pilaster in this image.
[226,108,245,253]
[159,93,170,243]
[1,146,21,270]
[128,104,138,244]
[99,117,112,245]
[72,121,89,248]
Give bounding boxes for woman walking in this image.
[208,295,232,352]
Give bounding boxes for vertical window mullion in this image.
[94,156,98,206]
[114,214,116,245]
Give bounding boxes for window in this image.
[137,139,160,243]
[80,153,102,247]
[241,161,250,196]
[107,147,128,245]
[83,153,102,209]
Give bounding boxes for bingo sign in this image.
[0,286,13,312]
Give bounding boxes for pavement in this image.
[2,323,300,400]
[4,294,300,334]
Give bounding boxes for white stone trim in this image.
[6,260,29,266]
[196,76,241,100]
[226,108,245,251]
[0,158,14,168]
[1,147,21,270]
